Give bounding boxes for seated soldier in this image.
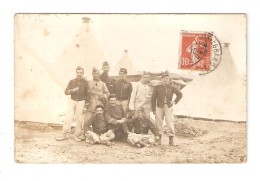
[126,107,160,148]
[84,105,115,146]
[104,94,128,141]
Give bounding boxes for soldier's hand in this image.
[155,136,160,140]
[117,119,125,124]
[72,87,79,92]
[169,102,173,107]
[82,107,87,113]
[106,130,112,137]
[84,103,89,109]
[169,101,176,107]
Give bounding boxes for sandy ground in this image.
[14,118,247,163]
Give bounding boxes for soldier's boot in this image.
[169,136,178,146]
[55,133,67,141]
[169,136,174,146]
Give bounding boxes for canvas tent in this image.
[175,45,246,122]
[114,50,137,75]
[53,17,105,85]
[14,15,105,124]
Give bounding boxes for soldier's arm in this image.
[110,79,116,94]
[64,80,73,95]
[172,87,182,104]
[128,83,137,111]
[151,86,158,113]
[121,105,127,119]
[104,106,117,125]
[85,81,90,106]
[102,82,110,99]
[128,82,133,101]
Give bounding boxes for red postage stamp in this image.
[179,31,221,72]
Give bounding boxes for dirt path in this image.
[14,119,247,163]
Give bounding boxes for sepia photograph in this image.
[14,14,246,163]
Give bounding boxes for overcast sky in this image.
[16,14,246,76]
[89,14,246,75]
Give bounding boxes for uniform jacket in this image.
[114,79,133,101]
[129,81,154,113]
[84,114,108,135]
[104,103,127,132]
[100,72,116,94]
[65,77,90,103]
[87,79,110,112]
[104,103,126,124]
[151,84,182,113]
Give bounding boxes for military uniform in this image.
[85,79,110,124]
[84,114,115,144]
[56,66,89,142]
[151,73,182,144]
[129,80,154,119]
[126,117,159,136]
[100,72,115,94]
[114,79,132,112]
[104,103,128,141]
[62,77,89,137]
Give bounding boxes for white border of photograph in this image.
[0,0,259,181]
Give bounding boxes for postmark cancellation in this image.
[179,31,222,73]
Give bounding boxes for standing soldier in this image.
[55,66,90,142]
[114,68,132,113]
[84,67,110,140]
[151,72,182,146]
[129,71,154,120]
[100,61,115,94]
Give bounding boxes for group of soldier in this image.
[55,61,182,148]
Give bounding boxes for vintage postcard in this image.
[14,14,246,163]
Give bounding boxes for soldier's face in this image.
[92,71,100,80]
[142,75,150,84]
[109,97,117,106]
[102,66,110,74]
[96,108,104,115]
[119,72,127,80]
[76,70,84,78]
[162,77,170,85]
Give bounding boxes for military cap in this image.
[102,61,109,67]
[76,66,84,73]
[119,68,127,73]
[92,67,100,73]
[161,72,170,78]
